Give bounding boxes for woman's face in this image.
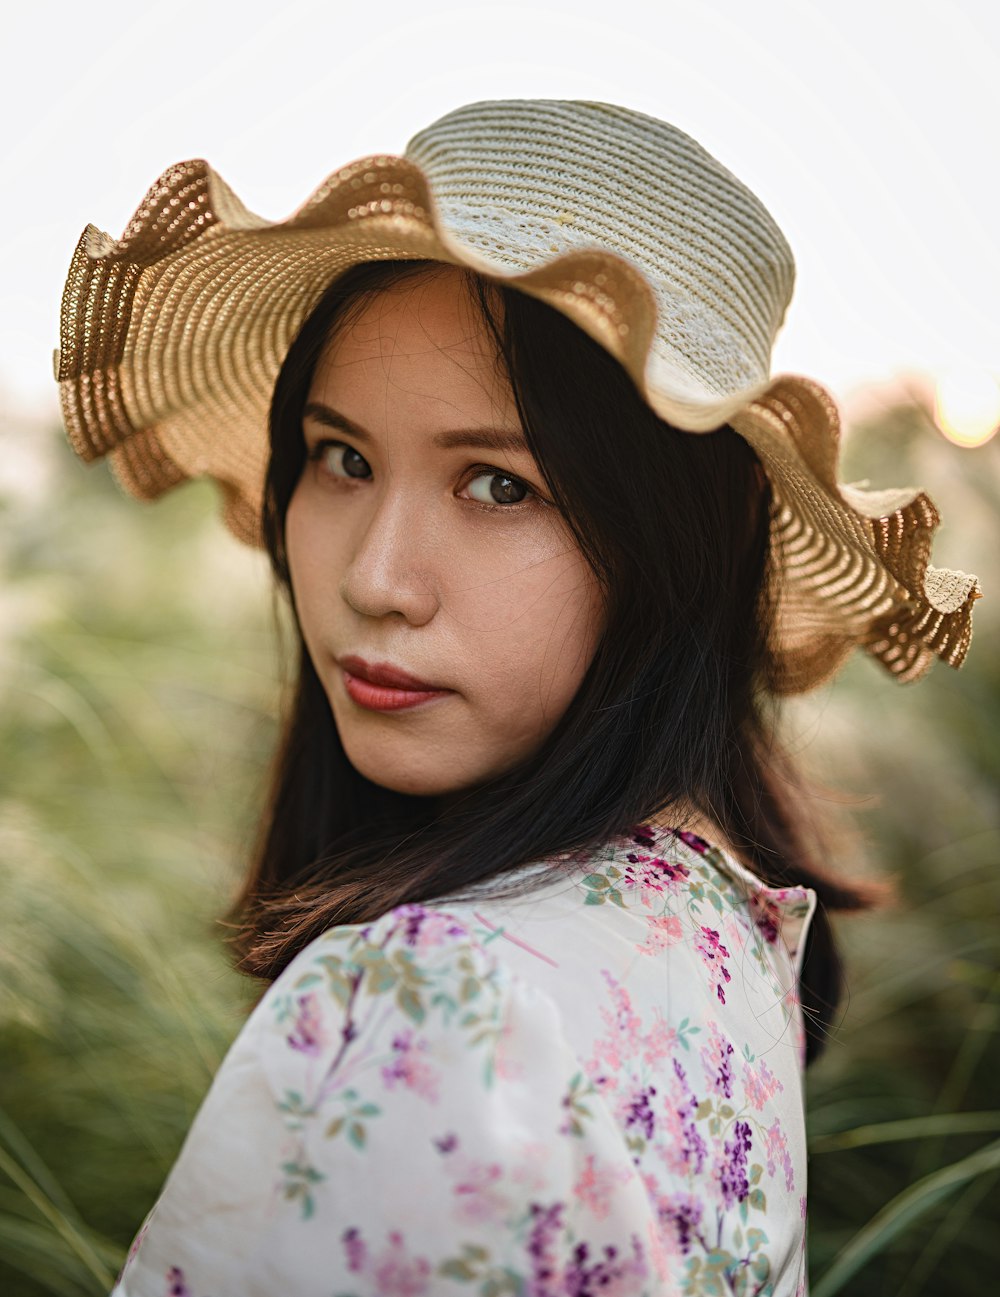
[285,266,606,799]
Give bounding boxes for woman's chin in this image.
[342,747,479,800]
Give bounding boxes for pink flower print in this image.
[451,1157,509,1226]
[286,991,326,1057]
[509,1141,552,1193]
[596,968,643,1060]
[636,913,684,958]
[640,1009,678,1068]
[764,1118,795,1191]
[743,1055,784,1111]
[719,1119,752,1208]
[695,927,732,1005]
[165,1268,192,1297]
[572,1151,634,1221]
[699,1022,735,1098]
[120,1215,150,1280]
[371,1230,433,1296]
[380,1028,440,1102]
[495,1009,528,1082]
[645,1209,672,1284]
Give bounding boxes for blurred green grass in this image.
[0,392,997,1295]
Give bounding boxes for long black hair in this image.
[227,257,877,1065]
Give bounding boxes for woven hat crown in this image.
[403,99,795,406]
[54,96,982,693]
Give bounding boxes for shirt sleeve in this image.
[111,902,663,1297]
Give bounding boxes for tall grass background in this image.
[1,388,997,1294]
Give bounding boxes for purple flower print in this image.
[673,1059,708,1174]
[527,1201,565,1295]
[342,1226,367,1273]
[695,927,732,1005]
[396,903,471,952]
[719,1119,753,1208]
[165,1268,192,1297]
[624,1084,658,1140]
[749,892,782,944]
[764,1118,796,1192]
[341,1226,432,1295]
[286,991,326,1057]
[380,1028,440,1102]
[563,1234,651,1294]
[663,1193,704,1256]
[630,824,657,847]
[700,1023,735,1099]
[623,851,690,896]
[671,828,710,854]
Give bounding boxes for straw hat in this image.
[54,97,982,694]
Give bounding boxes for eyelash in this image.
[304,438,541,512]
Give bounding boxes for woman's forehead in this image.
[309,272,516,422]
[333,266,494,352]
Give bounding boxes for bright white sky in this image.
[5,0,999,421]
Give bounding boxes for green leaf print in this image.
[396,984,425,1024]
[324,1094,382,1143]
[280,1159,326,1221]
[438,1242,520,1293]
[316,956,356,1006]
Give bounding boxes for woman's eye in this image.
[308,440,371,480]
[465,471,531,506]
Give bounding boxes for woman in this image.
[55,99,981,1296]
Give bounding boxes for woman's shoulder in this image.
[265,819,820,998]
[114,828,816,1294]
[446,818,818,978]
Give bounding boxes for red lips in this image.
[337,654,452,713]
[339,655,443,691]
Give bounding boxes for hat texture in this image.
[54,97,982,694]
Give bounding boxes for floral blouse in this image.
[112,824,817,1297]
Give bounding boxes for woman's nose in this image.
[338,487,439,625]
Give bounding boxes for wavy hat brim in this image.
[55,153,981,694]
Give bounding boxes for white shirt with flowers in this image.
[112,823,817,1297]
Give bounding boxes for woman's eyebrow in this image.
[303,400,529,454]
